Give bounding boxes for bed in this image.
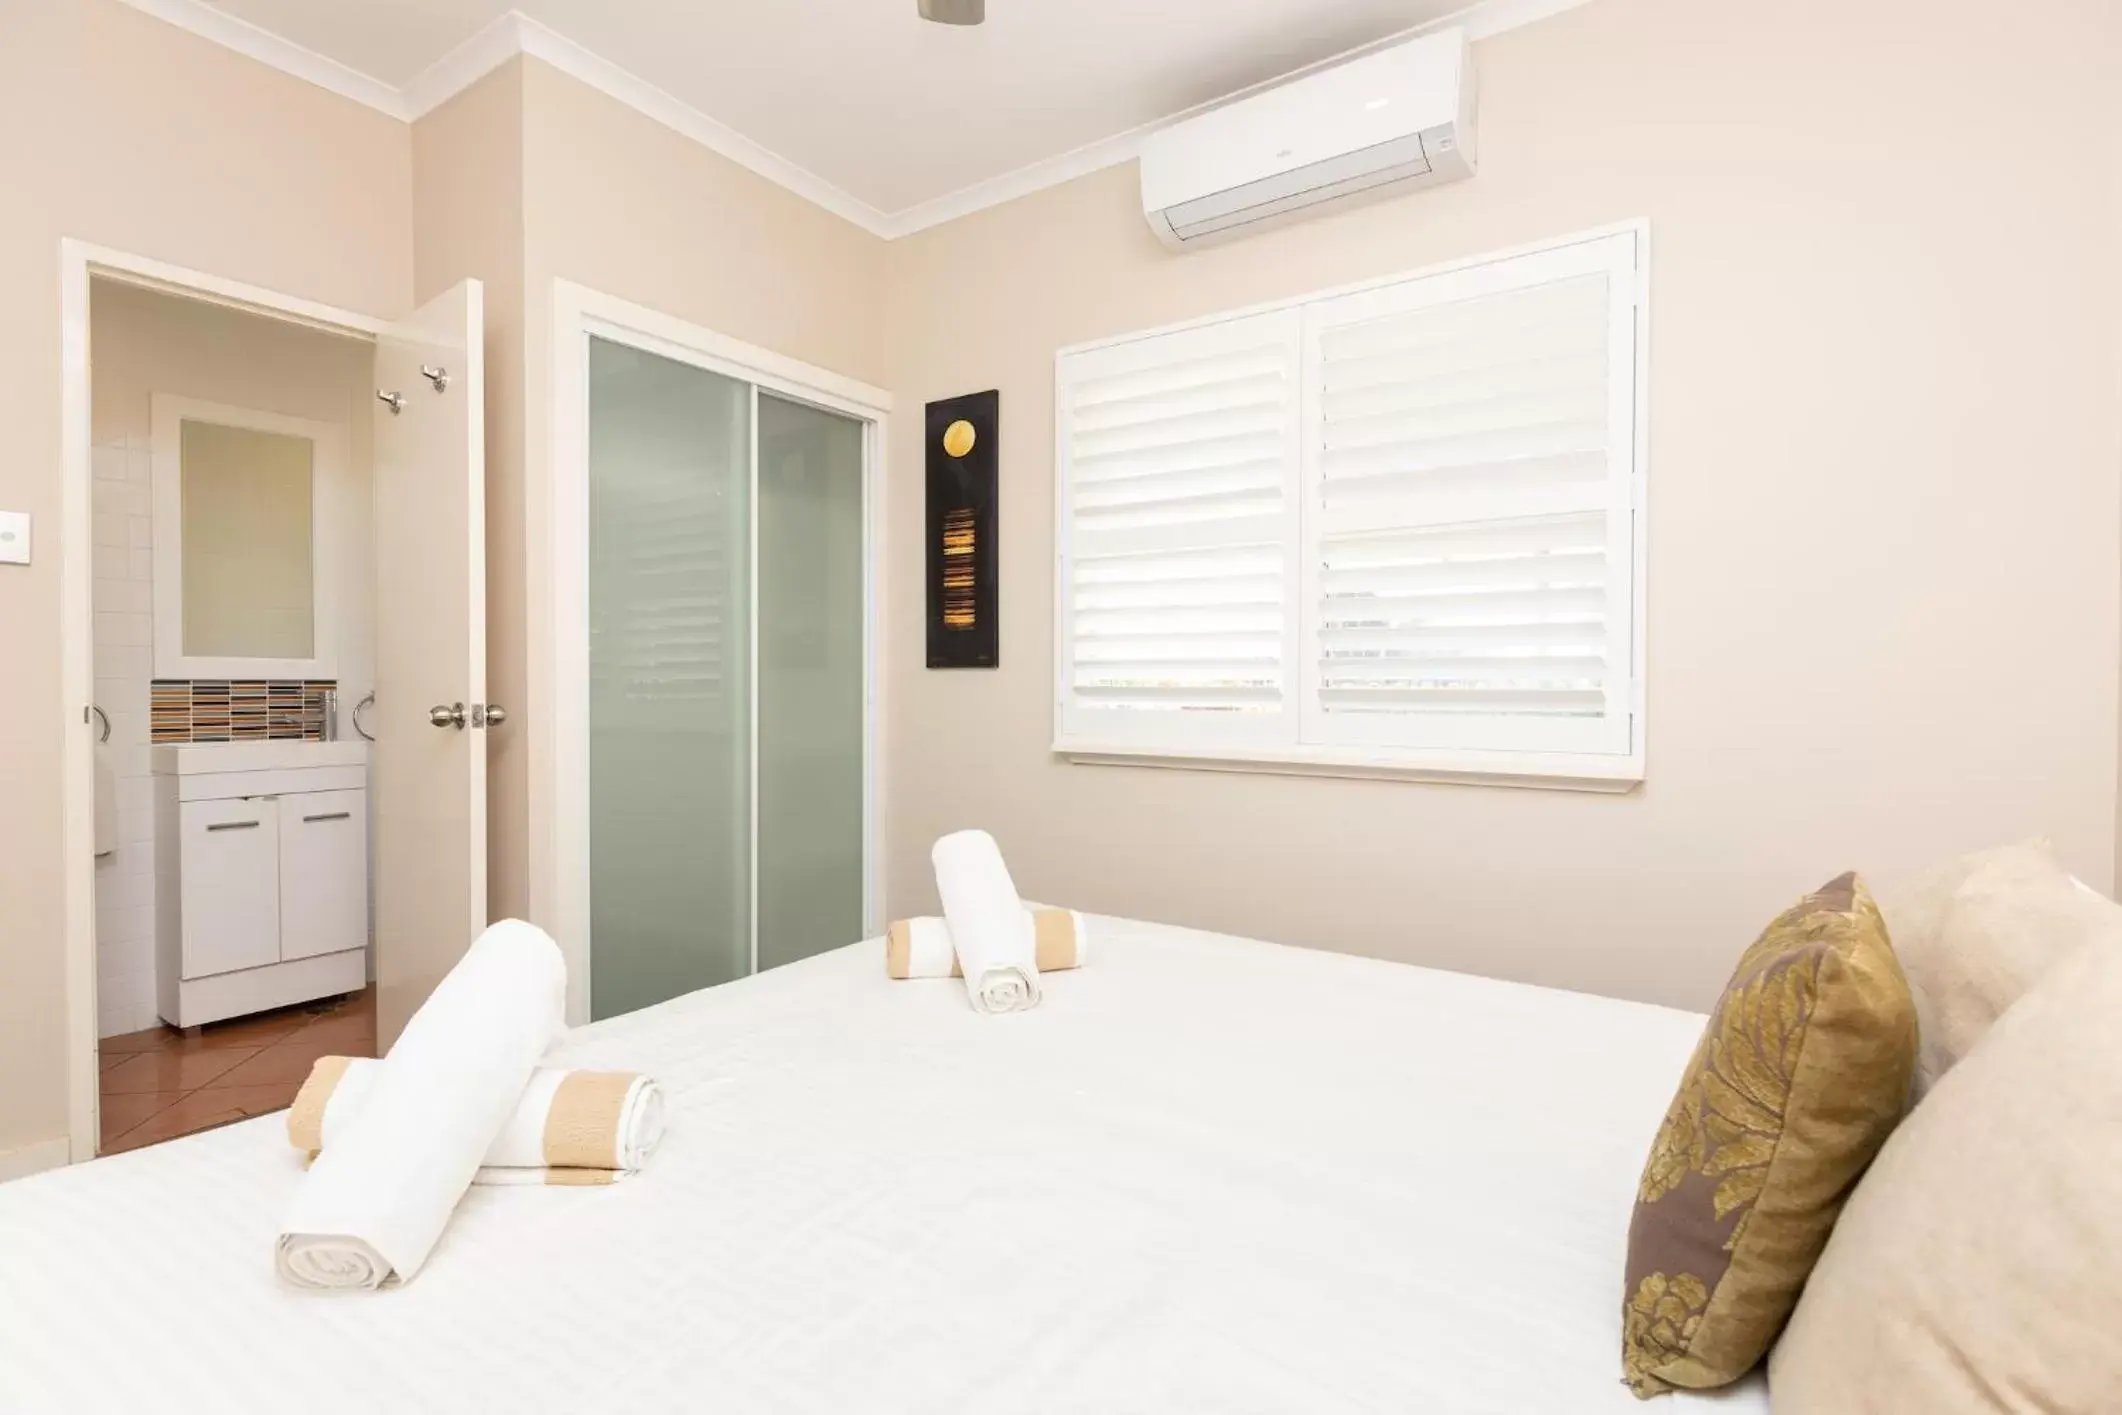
[0,916,1767,1413]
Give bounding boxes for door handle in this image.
[207,820,261,832]
[470,703,508,730]
[302,811,353,824]
[429,702,467,729]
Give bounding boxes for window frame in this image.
[1052,222,1649,793]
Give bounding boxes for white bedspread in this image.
[0,917,1767,1413]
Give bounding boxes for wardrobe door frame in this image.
[538,281,891,1026]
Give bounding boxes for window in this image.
[1054,226,1645,787]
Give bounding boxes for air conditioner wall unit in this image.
[1140,29,1478,249]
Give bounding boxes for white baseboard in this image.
[0,1138,73,1184]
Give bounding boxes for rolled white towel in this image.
[885,908,1089,979]
[932,830,1041,1014]
[288,1059,666,1186]
[275,919,566,1290]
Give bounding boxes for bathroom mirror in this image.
[152,395,345,679]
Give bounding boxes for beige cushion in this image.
[1884,839,2122,1098]
[1767,938,2122,1412]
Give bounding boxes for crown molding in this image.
[396,9,524,119]
[877,0,1595,236]
[116,0,1596,242]
[503,15,897,235]
[113,0,413,117]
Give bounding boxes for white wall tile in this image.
[126,446,152,485]
[95,862,152,916]
[94,611,151,648]
[92,479,150,517]
[98,972,159,1039]
[92,513,126,550]
[94,578,151,615]
[98,953,150,993]
[126,515,152,550]
[93,675,145,717]
[101,832,155,878]
[93,641,149,680]
[92,446,128,482]
[115,776,154,828]
[119,803,156,849]
[128,546,152,581]
[100,903,155,951]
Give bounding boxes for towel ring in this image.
[351,691,376,743]
[90,704,110,744]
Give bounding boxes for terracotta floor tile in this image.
[99,1090,182,1145]
[99,1025,179,1055]
[100,1045,259,1095]
[210,1035,348,1089]
[106,1091,253,1153]
[298,1010,377,1055]
[95,986,377,1153]
[189,1080,303,1119]
[193,1008,318,1048]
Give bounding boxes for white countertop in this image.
[151,740,370,774]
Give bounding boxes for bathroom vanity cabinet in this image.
[153,742,370,1028]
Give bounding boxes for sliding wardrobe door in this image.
[755,393,867,970]
[586,338,751,1019]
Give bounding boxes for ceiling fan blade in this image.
[919,0,985,24]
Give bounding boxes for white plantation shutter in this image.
[1056,311,1302,748]
[1301,233,1641,758]
[1055,227,1645,779]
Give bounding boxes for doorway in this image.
[537,283,889,1024]
[58,242,489,1163]
[85,278,379,1153]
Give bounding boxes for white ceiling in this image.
[129,0,1585,233]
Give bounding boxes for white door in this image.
[372,280,486,1046]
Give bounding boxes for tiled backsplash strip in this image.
[150,680,337,743]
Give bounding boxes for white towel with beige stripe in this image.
[932,829,1043,1014]
[275,919,566,1291]
[289,1057,666,1187]
[885,908,1089,980]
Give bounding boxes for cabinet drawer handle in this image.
[206,820,261,832]
[302,811,353,824]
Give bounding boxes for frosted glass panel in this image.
[588,338,750,1019]
[757,393,866,970]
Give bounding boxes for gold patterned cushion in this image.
[1620,873,1916,1398]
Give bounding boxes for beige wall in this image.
[880,0,2122,1010]
[0,0,412,1157]
[519,58,890,391]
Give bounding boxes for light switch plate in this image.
[0,511,28,565]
